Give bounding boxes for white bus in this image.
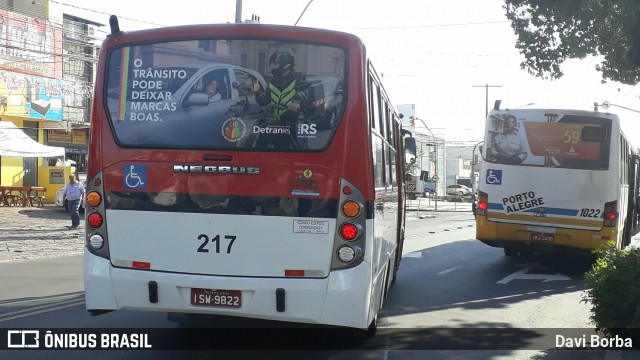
[476,107,639,255]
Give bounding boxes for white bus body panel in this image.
[106,210,335,277]
[84,250,373,329]
[483,166,610,230]
[84,215,380,329]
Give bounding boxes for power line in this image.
[49,0,166,27]
[340,20,509,31]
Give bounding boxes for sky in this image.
[53,0,640,148]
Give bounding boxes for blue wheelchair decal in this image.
[486,169,502,185]
[124,164,147,190]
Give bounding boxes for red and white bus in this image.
[83,16,416,335]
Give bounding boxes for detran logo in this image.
[221,117,246,142]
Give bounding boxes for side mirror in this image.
[183,93,209,108]
[404,137,417,165]
[232,81,253,96]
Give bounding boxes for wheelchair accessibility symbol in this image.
[124,164,147,190]
[486,169,502,185]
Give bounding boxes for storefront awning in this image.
[0,121,65,157]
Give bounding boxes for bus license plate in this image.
[191,288,241,308]
[531,233,554,242]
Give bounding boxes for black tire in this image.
[351,315,377,339]
[519,248,534,258]
[503,247,518,256]
[365,315,378,338]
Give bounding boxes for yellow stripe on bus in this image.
[487,212,602,227]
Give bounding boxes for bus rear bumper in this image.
[83,250,373,329]
[475,217,614,252]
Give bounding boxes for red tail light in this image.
[476,191,488,216]
[87,212,104,229]
[603,201,617,227]
[340,223,359,241]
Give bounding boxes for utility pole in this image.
[472,84,502,118]
[235,0,242,23]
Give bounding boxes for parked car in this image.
[306,75,344,130]
[446,184,472,196]
[55,172,86,213]
[107,63,267,148]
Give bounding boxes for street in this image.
[2,204,637,359]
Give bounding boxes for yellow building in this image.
[0,5,94,202]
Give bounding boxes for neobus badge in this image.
[173,165,260,175]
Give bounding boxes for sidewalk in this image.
[0,205,85,262]
[406,197,473,220]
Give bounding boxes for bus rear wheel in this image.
[503,247,518,256]
[352,315,377,339]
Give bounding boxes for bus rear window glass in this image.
[484,113,611,170]
[105,40,346,152]
[582,126,607,142]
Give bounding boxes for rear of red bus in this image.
[83,23,402,331]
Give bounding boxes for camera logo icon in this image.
[7,330,40,348]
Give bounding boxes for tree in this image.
[504,0,640,85]
[404,145,424,175]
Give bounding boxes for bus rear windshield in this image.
[105,39,346,152]
[484,113,611,169]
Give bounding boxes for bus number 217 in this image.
[197,234,237,253]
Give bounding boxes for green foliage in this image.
[504,0,640,84]
[582,242,640,339]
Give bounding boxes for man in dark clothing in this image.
[254,49,309,149]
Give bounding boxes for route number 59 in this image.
[563,130,579,144]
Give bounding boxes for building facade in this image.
[0,0,101,192]
[445,145,474,188]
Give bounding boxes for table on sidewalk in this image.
[0,186,47,207]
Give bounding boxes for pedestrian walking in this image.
[63,174,85,229]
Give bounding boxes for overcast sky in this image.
[54,0,640,147]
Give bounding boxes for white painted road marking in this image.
[497,267,571,284]
[402,252,422,258]
[436,266,462,275]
